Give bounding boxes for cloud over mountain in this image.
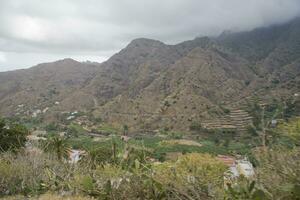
[0,0,300,71]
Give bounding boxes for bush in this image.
[277,118,300,145]
[153,153,227,199]
[0,119,29,152]
[0,152,72,196]
[254,147,300,199]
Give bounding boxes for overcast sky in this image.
[0,0,300,72]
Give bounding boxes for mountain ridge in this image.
[0,18,299,131]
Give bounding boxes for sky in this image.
[0,0,300,72]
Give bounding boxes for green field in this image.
[66,134,252,161]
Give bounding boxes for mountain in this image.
[0,59,99,116]
[0,18,299,131]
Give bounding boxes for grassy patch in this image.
[129,136,163,149]
[67,135,124,151]
[96,124,120,135]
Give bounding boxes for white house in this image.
[69,149,86,164]
[236,159,255,178]
[219,155,255,188]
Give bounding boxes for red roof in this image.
[217,155,236,166]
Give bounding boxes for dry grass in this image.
[0,194,93,200]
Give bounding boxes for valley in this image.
[0,14,299,200]
[0,18,299,134]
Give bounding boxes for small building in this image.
[66,115,75,120]
[218,155,255,188]
[69,149,86,164]
[71,111,78,115]
[271,119,277,127]
[217,155,236,167]
[236,159,255,178]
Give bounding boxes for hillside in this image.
[0,18,299,132]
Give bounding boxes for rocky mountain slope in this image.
[0,18,299,131]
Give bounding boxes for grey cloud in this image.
[0,0,300,71]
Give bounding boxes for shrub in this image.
[277,118,300,145]
[254,147,300,199]
[153,153,227,199]
[225,179,269,200]
[0,152,71,196]
[0,119,29,152]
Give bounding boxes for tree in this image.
[0,118,29,152]
[248,102,282,148]
[44,136,71,161]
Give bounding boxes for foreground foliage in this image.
[0,145,300,199]
[0,118,29,152]
[1,117,300,199]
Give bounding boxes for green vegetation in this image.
[189,121,203,131]
[0,149,228,199]
[65,133,254,162]
[96,124,119,135]
[44,123,60,132]
[0,118,29,152]
[1,138,299,199]
[67,123,87,137]
[277,118,300,145]
[253,147,300,200]
[66,135,124,152]
[0,115,300,199]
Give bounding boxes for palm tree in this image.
[250,102,285,149]
[44,136,71,161]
